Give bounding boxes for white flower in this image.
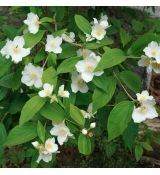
[136,90,155,104]
[80,103,96,119]
[0,36,30,63]
[87,15,110,41]
[138,55,152,73]
[32,138,59,163]
[38,83,54,97]
[82,128,88,135]
[71,72,88,93]
[90,122,96,128]
[24,12,40,34]
[58,85,70,98]
[143,41,160,63]
[50,121,73,145]
[45,35,62,54]
[151,61,160,74]
[91,23,107,41]
[132,103,158,123]
[138,55,160,74]
[75,53,104,82]
[21,63,43,88]
[77,49,93,59]
[132,90,158,123]
[62,32,75,43]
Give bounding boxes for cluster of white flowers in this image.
[132,90,158,123]
[71,48,103,93]
[33,121,73,163]
[138,41,160,74]
[86,14,110,42]
[38,83,69,104]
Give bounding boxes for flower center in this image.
[151,49,156,57]
[46,143,53,150]
[59,90,65,97]
[12,46,20,54]
[77,79,84,85]
[59,129,66,136]
[86,65,94,72]
[139,105,147,113]
[51,42,56,49]
[30,72,38,81]
[95,30,101,36]
[144,58,150,65]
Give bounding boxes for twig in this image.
[113,71,136,102]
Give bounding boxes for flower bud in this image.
[90,122,96,128]
[82,128,88,135]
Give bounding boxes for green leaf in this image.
[141,142,153,151]
[107,101,134,141]
[75,15,91,34]
[24,30,45,48]
[92,76,117,112]
[47,53,57,67]
[85,37,113,49]
[40,17,53,23]
[40,102,65,124]
[119,71,142,93]
[0,123,7,155]
[70,104,85,126]
[57,56,81,74]
[122,121,138,151]
[120,28,132,47]
[37,121,45,143]
[52,7,65,22]
[105,142,117,158]
[59,43,77,59]
[2,24,18,39]
[0,69,21,90]
[19,96,46,125]
[95,48,127,71]
[34,50,46,63]
[0,87,8,101]
[0,55,11,78]
[8,94,27,114]
[132,20,144,33]
[78,134,92,155]
[128,33,158,56]
[135,144,143,161]
[42,67,57,87]
[4,122,37,147]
